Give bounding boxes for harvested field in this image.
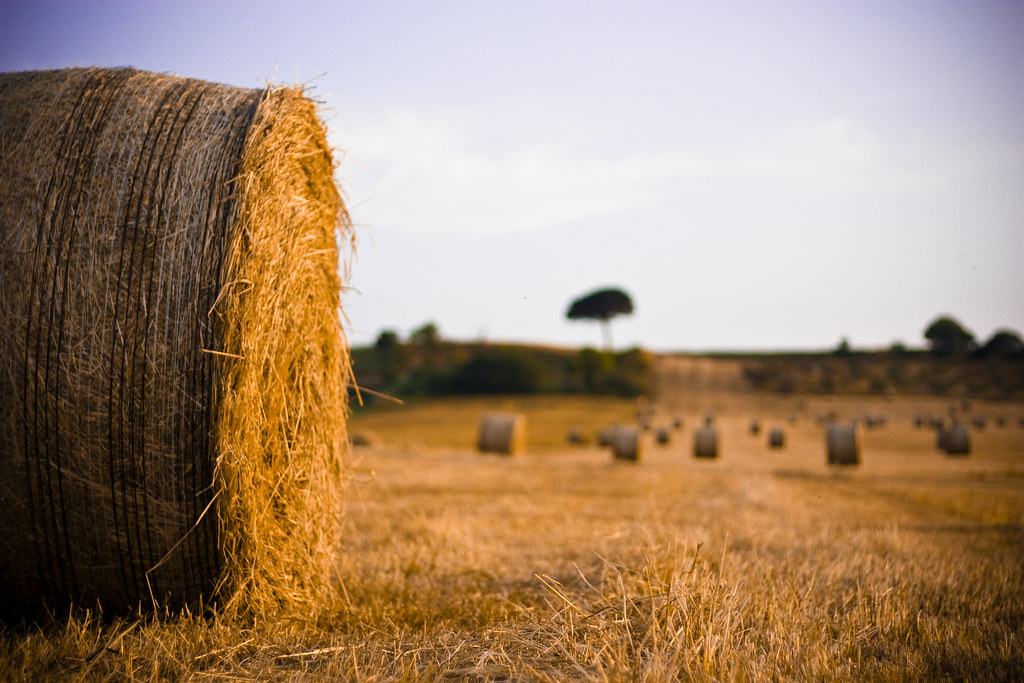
[2,357,1023,680]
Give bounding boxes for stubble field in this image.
[3,356,1022,680]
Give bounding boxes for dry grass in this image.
[2,378,1021,680]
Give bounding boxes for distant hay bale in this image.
[477,413,526,455]
[0,67,352,619]
[693,426,718,459]
[655,426,671,445]
[768,428,785,448]
[610,426,642,461]
[566,426,587,446]
[672,415,683,430]
[597,424,620,447]
[351,431,381,448]
[942,423,971,456]
[826,423,860,465]
[749,419,761,435]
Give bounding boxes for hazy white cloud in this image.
[337,109,691,236]
[337,109,967,242]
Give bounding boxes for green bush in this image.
[450,350,545,394]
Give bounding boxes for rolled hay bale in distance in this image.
[942,423,971,456]
[597,424,621,447]
[655,426,671,445]
[749,419,761,436]
[768,427,786,448]
[477,413,526,455]
[0,67,352,619]
[610,425,642,461]
[693,426,718,459]
[826,423,860,465]
[566,426,587,446]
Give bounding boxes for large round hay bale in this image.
[0,67,352,619]
[477,413,526,455]
[768,427,785,448]
[748,419,761,435]
[693,426,718,459]
[943,423,971,456]
[826,423,860,465]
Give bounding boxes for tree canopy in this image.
[923,316,976,356]
[566,288,634,321]
[981,329,1024,358]
[566,287,634,351]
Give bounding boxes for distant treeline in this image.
[349,318,1024,406]
[737,348,1023,401]
[349,324,652,407]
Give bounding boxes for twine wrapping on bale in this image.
[477,413,526,455]
[0,67,353,619]
[693,426,718,459]
[826,423,860,465]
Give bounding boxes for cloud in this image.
[335,109,687,236]
[334,108,980,242]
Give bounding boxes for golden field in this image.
[2,355,1023,681]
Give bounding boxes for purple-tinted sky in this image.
[3,0,1022,351]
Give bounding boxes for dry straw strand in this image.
[0,66,353,621]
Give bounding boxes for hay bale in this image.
[655,426,671,445]
[610,425,642,461]
[0,67,352,619]
[477,413,526,455]
[693,426,718,459]
[943,423,971,455]
[566,426,587,446]
[672,415,683,430]
[597,424,621,447]
[768,428,785,448]
[826,423,860,465]
[936,422,950,451]
[350,431,381,448]
[749,419,761,435]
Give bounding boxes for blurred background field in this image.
[4,352,1022,680]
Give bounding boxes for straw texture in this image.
[0,67,352,619]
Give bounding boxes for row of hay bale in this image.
[568,413,861,465]
[915,412,1024,430]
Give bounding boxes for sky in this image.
[2,0,1022,352]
